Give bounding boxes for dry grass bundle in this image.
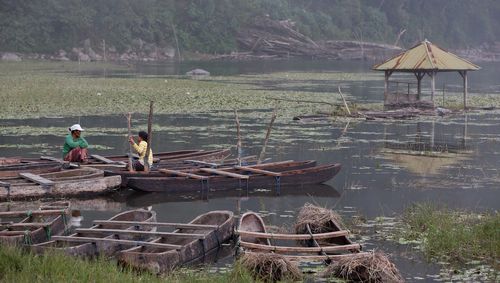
[238,252,302,282]
[294,203,345,245]
[323,250,404,283]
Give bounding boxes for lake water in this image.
[1,60,499,281]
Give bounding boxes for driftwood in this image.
[234,17,401,60]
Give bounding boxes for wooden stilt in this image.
[234,110,242,166]
[127,113,134,172]
[145,101,154,172]
[258,109,277,164]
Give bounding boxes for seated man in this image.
[128,131,153,171]
[63,124,89,163]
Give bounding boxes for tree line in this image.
[1,0,499,54]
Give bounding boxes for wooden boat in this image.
[0,159,61,178]
[126,160,339,193]
[31,209,156,257]
[237,212,368,262]
[0,167,121,200]
[102,155,259,188]
[0,201,71,246]
[86,148,231,166]
[118,210,234,274]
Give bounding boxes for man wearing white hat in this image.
[63,124,89,163]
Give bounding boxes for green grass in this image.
[0,245,256,283]
[399,203,500,264]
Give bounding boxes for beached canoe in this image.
[0,167,121,200]
[0,201,71,246]
[118,210,234,274]
[31,209,156,257]
[126,161,339,193]
[0,159,61,178]
[237,212,366,262]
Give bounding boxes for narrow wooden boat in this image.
[0,201,71,246]
[0,167,121,200]
[118,210,234,274]
[0,160,61,178]
[31,209,156,257]
[126,161,339,193]
[237,212,367,262]
[86,148,231,166]
[102,155,259,187]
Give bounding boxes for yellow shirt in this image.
[132,140,153,166]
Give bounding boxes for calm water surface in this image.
[1,60,499,281]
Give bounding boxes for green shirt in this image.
[62,134,88,157]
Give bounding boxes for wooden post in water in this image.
[145,101,154,173]
[258,109,277,164]
[127,113,134,172]
[338,86,351,115]
[234,110,242,166]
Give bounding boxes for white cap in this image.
[69,124,84,132]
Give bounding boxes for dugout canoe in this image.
[0,201,71,246]
[237,212,366,262]
[0,167,121,200]
[31,209,156,257]
[126,161,339,193]
[118,210,234,274]
[0,160,61,178]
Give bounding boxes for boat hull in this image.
[127,163,340,193]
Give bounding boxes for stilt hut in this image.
[373,40,480,109]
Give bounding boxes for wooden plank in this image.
[75,228,206,239]
[234,166,281,177]
[183,160,219,167]
[199,168,249,179]
[91,154,122,164]
[242,251,371,261]
[0,222,52,229]
[40,156,65,163]
[236,230,349,240]
[239,241,361,253]
[0,210,67,218]
[18,173,54,187]
[158,169,208,180]
[51,236,181,250]
[92,220,218,230]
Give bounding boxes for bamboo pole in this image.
[338,86,351,115]
[234,110,242,166]
[145,101,154,173]
[127,113,134,172]
[258,109,277,164]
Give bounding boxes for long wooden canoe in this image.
[118,210,234,274]
[87,148,231,165]
[31,209,156,257]
[126,161,339,193]
[0,201,71,246]
[237,212,367,262]
[0,167,121,200]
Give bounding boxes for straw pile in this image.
[238,252,302,282]
[294,203,345,245]
[323,250,404,283]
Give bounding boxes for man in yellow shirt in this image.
[128,131,153,171]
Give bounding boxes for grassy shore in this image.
[399,203,499,265]
[0,245,257,283]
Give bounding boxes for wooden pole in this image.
[127,113,134,172]
[338,86,351,115]
[463,71,468,110]
[384,71,389,104]
[171,23,181,63]
[430,71,435,106]
[258,109,277,164]
[145,101,154,173]
[234,110,242,166]
[442,84,446,106]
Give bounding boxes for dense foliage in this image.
[1,0,499,54]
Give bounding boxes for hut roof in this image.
[373,40,480,72]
